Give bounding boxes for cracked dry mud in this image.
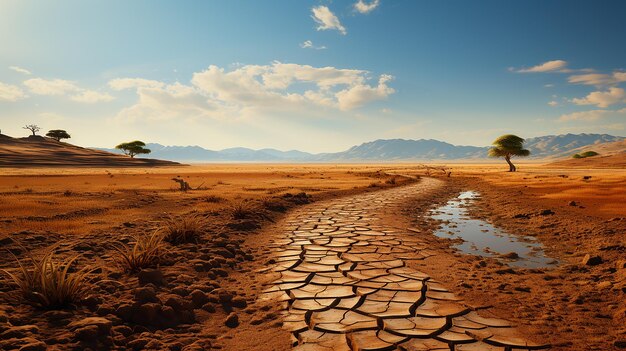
[263,178,550,351]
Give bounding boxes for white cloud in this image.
[23,78,81,95]
[108,78,166,90]
[9,66,32,75]
[70,90,115,103]
[0,82,27,101]
[571,87,626,108]
[336,74,395,110]
[548,100,558,107]
[311,6,346,35]
[299,40,326,50]
[567,72,626,86]
[117,62,395,121]
[559,107,626,122]
[354,0,380,14]
[515,60,568,73]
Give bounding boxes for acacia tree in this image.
[46,130,71,142]
[115,141,151,158]
[23,124,41,136]
[488,134,530,172]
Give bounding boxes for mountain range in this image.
[95,133,625,162]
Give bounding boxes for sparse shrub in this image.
[230,200,254,219]
[114,231,166,272]
[206,195,226,203]
[385,177,397,185]
[368,182,381,188]
[263,197,288,212]
[161,215,204,244]
[63,190,73,197]
[2,248,93,308]
[573,151,599,159]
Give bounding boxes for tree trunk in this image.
[505,155,516,172]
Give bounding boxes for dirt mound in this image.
[0,134,180,168]
[548,153,626,168]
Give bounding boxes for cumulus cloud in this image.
[354,0,380,14]
[571,87,626,108]
[9,66,32,75]
[567,72,626,86]
[559,107,626,122]
[23,78,81,96]
[336,74,394,110]
[0,82,27,101]
[548,100,558,107]
[515,60,569,73]
[70,90,115,103]
[109,78,165,90]
[116,62,395,121]
[300,40,326,50]
[311,6,346,35]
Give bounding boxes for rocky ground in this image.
[0,169,624,350]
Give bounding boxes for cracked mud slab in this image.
[264,178,549,351]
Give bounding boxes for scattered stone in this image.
[138,268,165,286]
[539,209,555,216]
[500,252,519,259]
[190,290,209,308]
[582,254,603,266]
[134,286,159,303]
[568,201,577,206]
[1,325,39,339]
[224,313,239,328]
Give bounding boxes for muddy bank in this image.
[402,176,626,351]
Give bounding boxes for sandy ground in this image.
[0,163,624,350]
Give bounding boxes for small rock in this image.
[539,209,554,216]
[74,325,100,342]
[224,313,239,328]
[500,252,519,260]
[582,254,603,266]
[1,325,39,339]
[615,340,626,349]
[596,281,612,289]
[190,290,209,308]
[568,201,577,206]
[231,297,247,308]
[138,269,165,286]
[134,286,159,303]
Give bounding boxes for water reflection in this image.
[430,191,557,268]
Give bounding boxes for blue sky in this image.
[1,0,625,152]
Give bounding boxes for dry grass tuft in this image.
[230,200,255,219]
[161,215,205,244]
[114,231,167,272]
[2,248,93,308]
[205,195,226,203]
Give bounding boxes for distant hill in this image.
[0,135,180,167]
[95,133,624,162]
[546,139,626,168]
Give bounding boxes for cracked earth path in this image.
[263,178,550,351]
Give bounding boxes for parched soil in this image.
[0,165,624,351]
[401,174,626,351]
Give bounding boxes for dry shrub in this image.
[2,248,93,308]
[230,200,255,220]
[385,177,397,185]
[206,195,226,203]
[161,215,204,244]
[114,231,166,272]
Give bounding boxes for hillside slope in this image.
[0,135,180,167]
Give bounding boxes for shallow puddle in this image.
[430,191,558,268]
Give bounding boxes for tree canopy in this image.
[487,134,530,172]
[46,129,71,142]
[115,141,151,158]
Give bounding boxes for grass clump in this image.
[205,195,226,203]
[161,215,205,244]
[114,231,166,272]
[2,248,92,308]
[230,200,255,219]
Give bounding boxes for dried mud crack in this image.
[264,178,549,351]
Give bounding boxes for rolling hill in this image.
[0,134,180,167]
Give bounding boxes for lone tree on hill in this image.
[46,129,71,142]
[115,141,151,158]
[23,124,41,136]
[488,134,530,172]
